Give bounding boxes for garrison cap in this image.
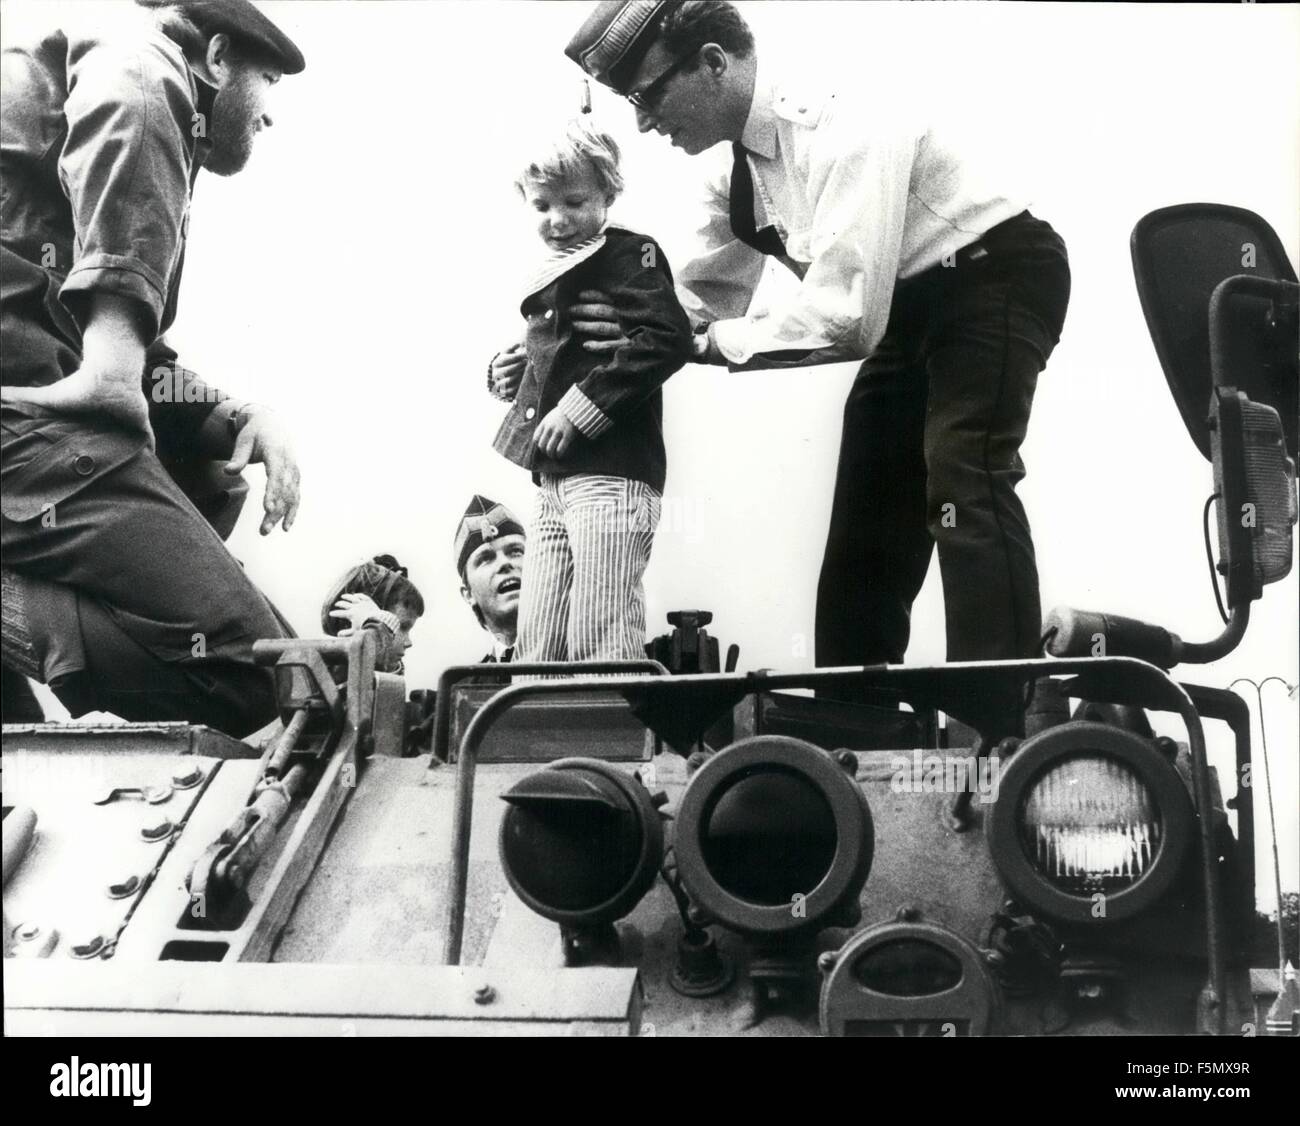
[564,1,676,96]
[136,0,306,75]
[455,496,525,578]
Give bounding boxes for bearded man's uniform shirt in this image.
[0,15,288,734]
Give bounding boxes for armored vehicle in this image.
[4,204,1297,1037]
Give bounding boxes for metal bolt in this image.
[93,784,173,806]
[106,875,141,900]
[172,766,204,790]
[11,921,59,958]
[817,950,838,975]
[140,819,174,842]
[70,935,105,960]
[473,984,496,1005]
[835,749,859,775]
[1154,736,1179,759]
[995,737,1020,758]
[896,904,921,922]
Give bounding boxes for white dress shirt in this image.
[676,63,1029,366]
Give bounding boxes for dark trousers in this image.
[815,213,1071,709]
[1,405,288,736]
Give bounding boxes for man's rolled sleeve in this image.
[56,36,195,342]
[558,384,613,439]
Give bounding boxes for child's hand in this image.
[489,344,526,401]
[533,406,578,459]
[329,592,382,635]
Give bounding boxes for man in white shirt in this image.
[565,1,1071,732]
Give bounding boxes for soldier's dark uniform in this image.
[0,8,303,735]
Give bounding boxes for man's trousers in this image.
[1,404,288,735]
[815,212,1071,720]
[516,473,661,663]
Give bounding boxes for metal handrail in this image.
[437,659,669,965]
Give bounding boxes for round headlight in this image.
[700,766,839,906]
[674,736,873,937]
[986,721,1194,924]
[1021,755,1161,894]
[499,758,663,927]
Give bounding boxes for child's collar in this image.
[522,223,611,302]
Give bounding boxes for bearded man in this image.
[0,1,306,735]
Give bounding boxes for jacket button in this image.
[73,454,96,477]
[524,407,536,421]
[543,309,553,320]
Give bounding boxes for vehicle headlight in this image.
[498,758,663,928]
[986,721,1194,924]
[1021,755,1161,893]
[674,736,873,937]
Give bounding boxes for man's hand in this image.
[569,288,630,354]
[696,323,728,365]
[490,343,527,400]
[0,291,153,445]
[0,364,153,442]
[223,405,301,534]
[533,406,579,459]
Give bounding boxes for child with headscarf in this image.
[320,554,424,674]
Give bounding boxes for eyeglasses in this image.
[624,49,699,112]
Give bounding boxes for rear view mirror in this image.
[1048,206,1298,665]
[1131,203,1297,460]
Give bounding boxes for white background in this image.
[4,0,1297,913]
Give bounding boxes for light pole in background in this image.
[1228,676,1298,981]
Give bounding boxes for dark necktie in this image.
[500,646,514,664]
[729,142,786,257]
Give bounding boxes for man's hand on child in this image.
[570,289,629,354]
[330,591,382,634]
[490,344,527,400]
[534,406,578,458]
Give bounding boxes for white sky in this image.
[4,1,1298,912]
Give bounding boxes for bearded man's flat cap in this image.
[136,0,306,75]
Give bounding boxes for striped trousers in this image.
[516,473,661,663]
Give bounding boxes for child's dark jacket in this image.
[492,227,692,493]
